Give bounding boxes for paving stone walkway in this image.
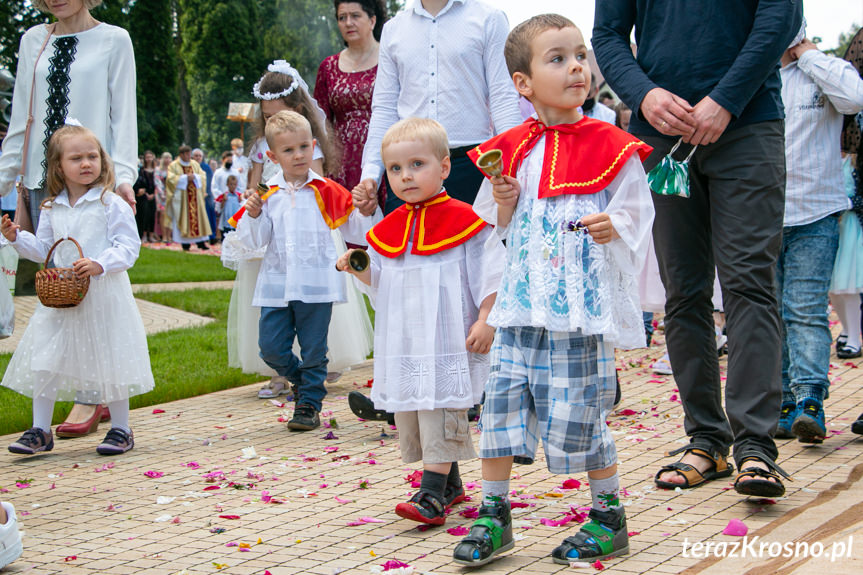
[1,284,862,574]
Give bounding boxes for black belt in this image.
[449,144,479,159]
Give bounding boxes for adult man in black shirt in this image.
[593,0,802,497]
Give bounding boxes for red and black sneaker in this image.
[445,483,467,508]
[395,490,447,525]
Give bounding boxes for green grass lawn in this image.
[0,247,376,437]
[0,288,263,436]
[127,247,236,284]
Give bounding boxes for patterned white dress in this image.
[2,188,154,402]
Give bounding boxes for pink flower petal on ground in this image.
[464,481,480,490]
[460,506,479,519]
[359,516,385,523]
[203,486,221,491]
[447,526,469,536]
[540,514,578,527]
[616,409,638,416]
[171,516,181,523]
[144,471,164,479]
[404,470,423,483]
[225,542,238,547]
[381,559,411,570]
[334,496,353,504]
[183,461,201,469]
[592,559,605,570]
[722,518,748,536]
[669,394,679,402]
[219,515,241,520]
[561,478,582,490]
[323,431,339,440]
[324,446,339,453]
[152,409,165,414]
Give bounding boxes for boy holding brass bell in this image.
[237,110,379,431]
[453,14,654,566]
[338,117,505,527]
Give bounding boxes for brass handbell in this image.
[477,149,503,178]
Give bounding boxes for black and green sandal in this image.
[452,503,514,567]
[551,507,629,564]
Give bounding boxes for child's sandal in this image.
[394,490,447,525]
[551,507,629,564]
[453,503,514,566]
[654,447,733,489]
[733,457,789,498]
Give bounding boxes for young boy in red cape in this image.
[237,110,380,431]
[339,117,505,527]
[452,15,654,567]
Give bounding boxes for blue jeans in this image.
[258,302,332,411]
[776,214,839,403]
[205,195,218,241]
[643,312,654,342]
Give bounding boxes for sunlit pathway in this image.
[1,326,862,574]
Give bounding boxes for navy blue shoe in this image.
[775,402,798,439]
[791,399,826,444]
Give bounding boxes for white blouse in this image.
[11,187,140,275]
[362,225,505,411]
[473,137,654,349]
[0,23,138,195]
[236,169,380,307]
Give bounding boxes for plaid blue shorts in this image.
[478,327,618,474]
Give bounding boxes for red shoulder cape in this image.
[467,117,652,198]
[308,177,354,229]
[366,192,486,258]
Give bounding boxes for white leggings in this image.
[830,293,862,349]
[33,396,130,434]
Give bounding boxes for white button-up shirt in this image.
[781,50,863,227]
[360,0,522,186]
[237,170,380,307]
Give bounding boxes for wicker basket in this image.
[35,237,90,308]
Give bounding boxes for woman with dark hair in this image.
[314,0,387,204]
[134,151,157,243]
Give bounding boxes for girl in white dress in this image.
[0,124,153,455]
[222,61,373,393]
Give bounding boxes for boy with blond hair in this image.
[453,14,654,565]
[238,110,379,431]
[339,117,505,526]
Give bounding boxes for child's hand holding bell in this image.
[244,192,263,218]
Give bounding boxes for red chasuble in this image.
[467,117,652,198]
[308,177,354,229]
[366,191,487,258]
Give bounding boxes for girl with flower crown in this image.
[222,61,375,397]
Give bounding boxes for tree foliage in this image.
[259,0,343,83]
[0,1,48,73]
[824,24,861,59]
[0,0,406,154]
[129,0,180,154]
[179,0,269,152]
